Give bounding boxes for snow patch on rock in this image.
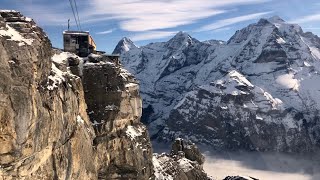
[153,155,174,180]
[126,125,144,140]
[51,52,78,64]
[276,74,300,91]
[76,115,84,124]
[0,24,33,45]
[47,63,66,90]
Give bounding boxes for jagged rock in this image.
[153,139,211,180]
[171,138,205,165]
[87,53,120,65]
[223,176,259,180]
[88,53,103,63]
[67,56,80,66]
[223,176,250,180]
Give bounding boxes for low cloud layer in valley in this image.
[203,150,320,180]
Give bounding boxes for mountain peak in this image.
[120,37,135,46]
[112,37,137,54]
[175,31,189,37]
[169,31,192,41]
[267,15,285,24]
[166,31,198,48]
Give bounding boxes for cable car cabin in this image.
[63,31,97,57]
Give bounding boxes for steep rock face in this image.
[117,17,320,152]
[0,10,219,180]
[82,55,154,179]
[0,11,96,179]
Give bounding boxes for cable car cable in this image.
[68,0,79,30]
[73,0,82,31]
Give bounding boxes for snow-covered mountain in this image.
[114,16,320,152]
[113,37,138,54]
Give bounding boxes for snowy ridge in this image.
[117,16,320,152]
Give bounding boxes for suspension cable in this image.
[73,0,82,31]
[68,0,79,30]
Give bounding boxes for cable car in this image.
[63,30,97,57]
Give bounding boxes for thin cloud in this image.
[292,14,320,24]
[96,28,116,35]
[212,27,232,32]
[81,16,115,24]
[10,0,270,32]
[197,11,272,32]
[86,0,270,32]
[130,31,178,41]
[17,2,73,26]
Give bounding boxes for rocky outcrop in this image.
[153,139,211,180]
[0,10,154,180]
[171,138,205,165]
[223,176,256,180]
[82,54,154,179]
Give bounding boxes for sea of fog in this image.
[153,142,320,180]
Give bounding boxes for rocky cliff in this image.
[0,10,96,179]
[0,10,153,179]
[81,54,154,179]
[0,10,212,180]
[116,16,320,153]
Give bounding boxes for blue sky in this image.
[1,0,320,53]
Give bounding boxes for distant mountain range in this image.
[114,16,320,152]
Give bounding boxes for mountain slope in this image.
[115,17,320,152]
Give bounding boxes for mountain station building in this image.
[63,31,97,57]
